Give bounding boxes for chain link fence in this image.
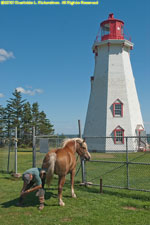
[0,136,15,173]
[1,130,150,192]
[83,136,150,191]
[0,127,80,175]
[34,136,64,168]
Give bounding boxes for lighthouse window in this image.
[114,127,124,144]
[113,100,123,117]
[101,23,110,36]
[115,104,122,116]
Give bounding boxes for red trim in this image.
[113,103,115,117]
[100,13,124,41]
[113,98,123,104]
[100,16,124,26]
[138,129,144,136]
[113,102,123,117]
[114,127,124,144]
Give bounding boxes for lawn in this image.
[1,151,150,225]
[86,151,150,191]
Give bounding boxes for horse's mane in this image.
[62,138,83,148]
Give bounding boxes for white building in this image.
[83,13,144,152]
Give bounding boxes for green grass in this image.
[86,152,150,190]
[1,151,150,224]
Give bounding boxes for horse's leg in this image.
[70,169,76,198]
[58,175,66,206]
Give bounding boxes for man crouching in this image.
[17,168,46,210]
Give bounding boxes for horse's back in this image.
[42,147,76,175]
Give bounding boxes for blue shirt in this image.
[23,168,42,186]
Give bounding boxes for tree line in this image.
[0,89,54,147]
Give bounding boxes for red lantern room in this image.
[100,13,124,41]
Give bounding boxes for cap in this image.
[23,173,31,184]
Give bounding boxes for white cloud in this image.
[0,93,4,98]
[0,49,15,62]
[16,87,43,96]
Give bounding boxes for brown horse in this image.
[42,138,91,206]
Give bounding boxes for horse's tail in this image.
[46,152,57,186]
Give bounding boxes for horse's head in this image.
[76,139,91,161]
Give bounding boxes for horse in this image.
[42,137,91,206]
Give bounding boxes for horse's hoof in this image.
[60,202,65,206]
[72,194,77,198]
[59,201,65,206]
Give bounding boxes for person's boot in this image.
[39,196,44,210]
[39,203,44,210]
[38,189,45,210]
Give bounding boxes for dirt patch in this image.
[61,217,72,222]
[24,212,32,216]
[122,206,143,211]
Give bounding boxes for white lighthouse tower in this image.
[83,13,144,152]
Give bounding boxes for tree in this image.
[21,102,32,132]
[4,104,13,138]
[21,102,32,145]
[38,111,54,135]
[31,103,54,136]
[1,91,55,147]
[7,89,26,136]
[0,105,5,137]
[31,102,40,135]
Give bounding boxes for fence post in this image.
[15,127,18,174]
[7,136,11,173]
[78,120,81,138]
[126,137,129,189]
[78,120,86,184]
[32,127,36,167]
[7,130,11,173]
[100,178,103,193]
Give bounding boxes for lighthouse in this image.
[83,13,144,152]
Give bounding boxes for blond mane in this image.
[62,138,84,148]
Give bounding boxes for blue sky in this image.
[0,0,150,134]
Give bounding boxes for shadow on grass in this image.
[73,182,150,202]
[1,177,22,182]
[1,190,57,208]
[103,189,150,201]
[42,178,150,203]
[74,183,99,194]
